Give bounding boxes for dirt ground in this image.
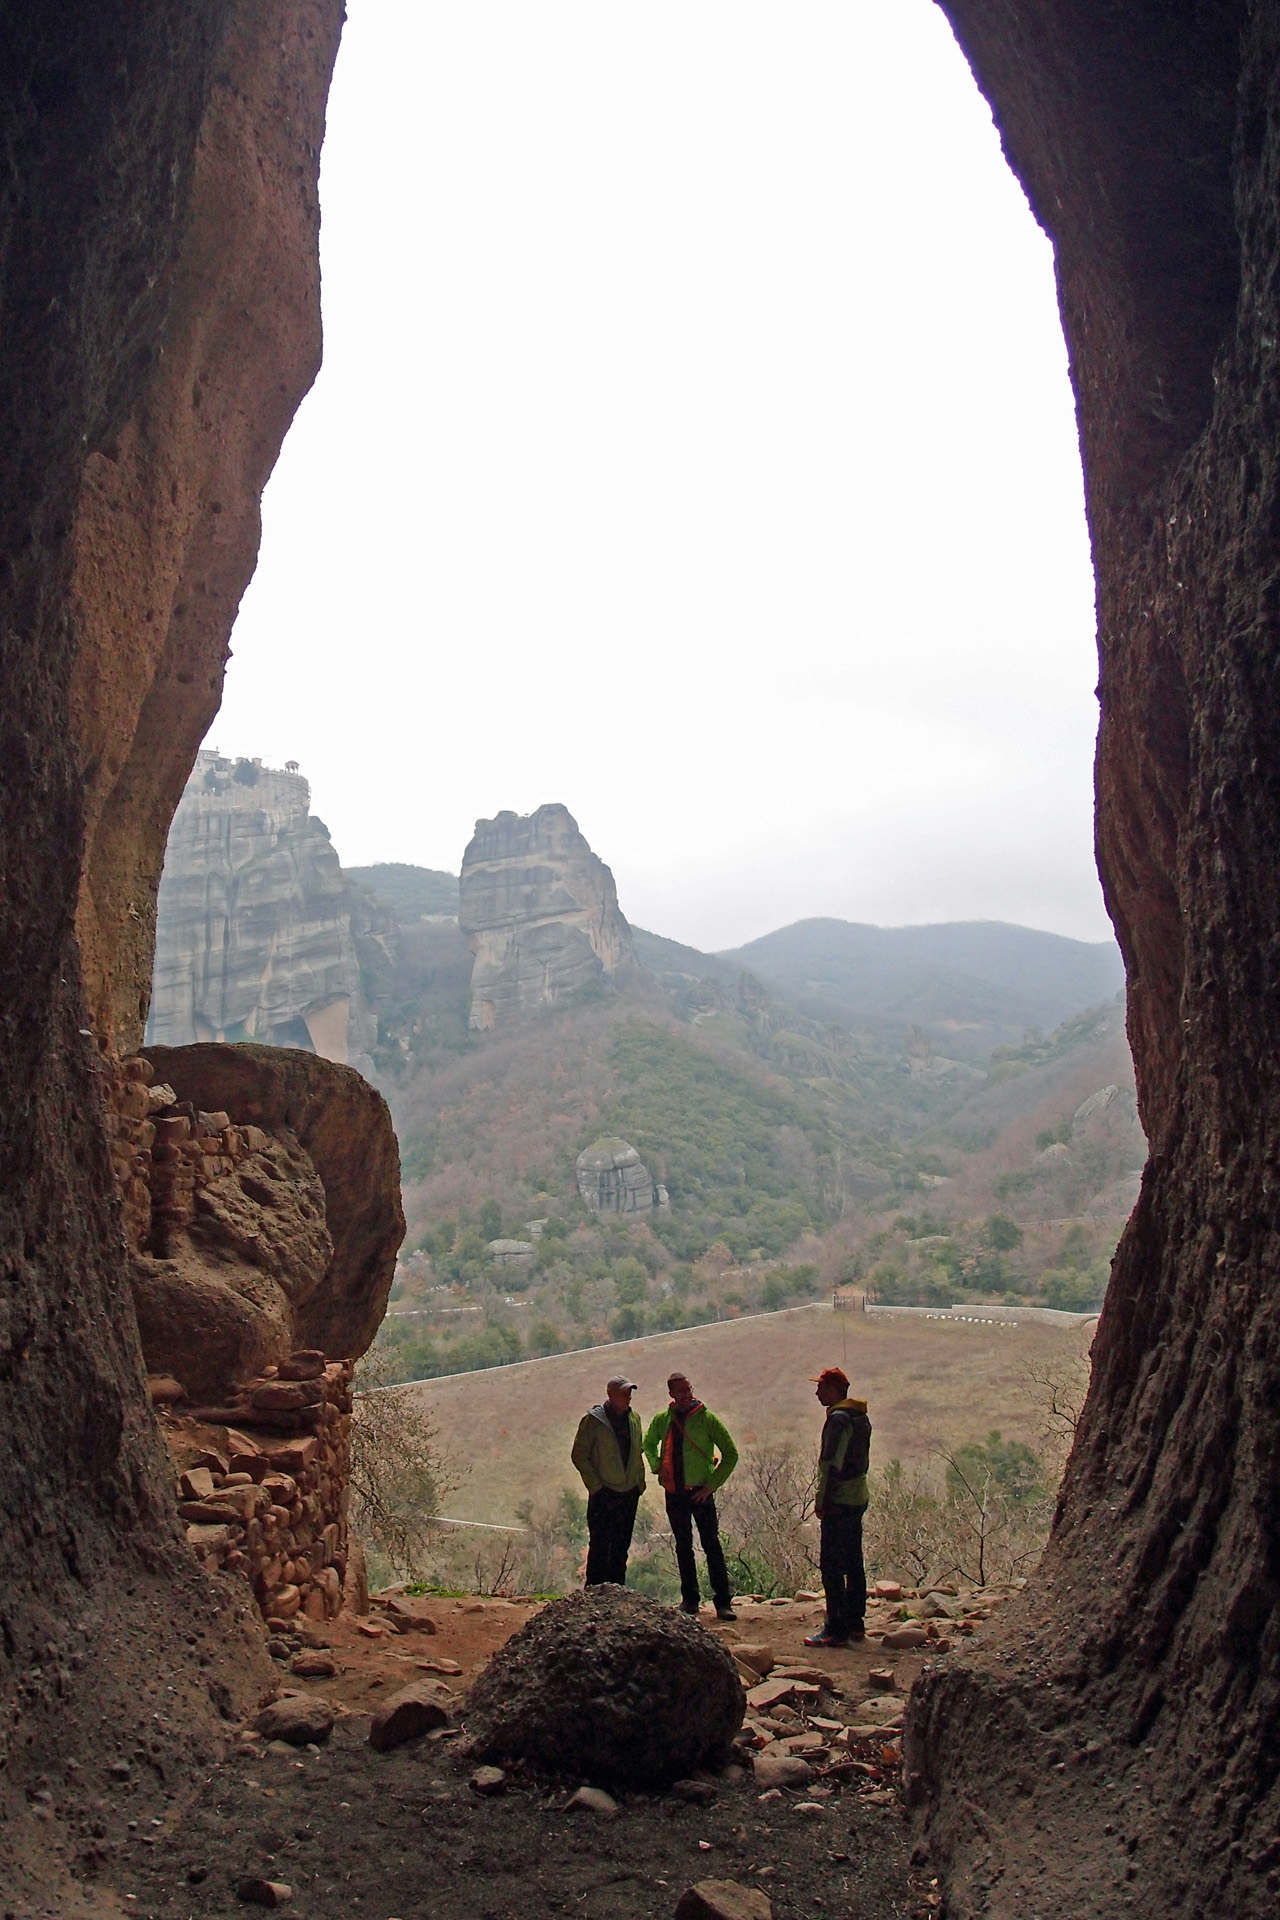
[65,1594,946,1920]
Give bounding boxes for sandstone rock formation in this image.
[576,1137,668,1216]
[145,1043,404,1366]
[147,750,379,1073]
[459,805,633,1029]
[465,1588,743,1785]
[10,3,1280,1914]
[0,0,344,1886]
[67,2,346,1054]
[905,8,1280,1914]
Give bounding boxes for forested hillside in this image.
[355,871,1142,1385]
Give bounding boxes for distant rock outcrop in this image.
[147,752,385,1074]
[576,1136,668,1216]
[458,804,632,1029]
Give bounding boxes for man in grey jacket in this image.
[571,1374,647,1587]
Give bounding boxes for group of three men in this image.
[569,1363,873,1648]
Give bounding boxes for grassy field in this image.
[403,1302,1091,1525]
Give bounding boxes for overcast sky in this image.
[209,0,1108,952]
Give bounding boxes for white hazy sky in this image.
[210,0,1109,952]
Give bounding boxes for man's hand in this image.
[691,1485,712,1504]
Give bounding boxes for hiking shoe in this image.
[680,1602,701,1616]
[803,1629,850,1648]
[715,1606,738,1622]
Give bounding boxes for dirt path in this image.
[78,1595,946,1920]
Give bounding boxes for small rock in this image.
[470,1765,507,1796]
[751,1752,813,1789]
[671,1777,718,1806]
[235,1880,293,1908]
[881,1627,928,1650]
[873,1580,903,1600]
[793,1590,822,1603]
[368,1682,453,1752]
[415,1658,463,1676]
[867,1668,897,1690]
[266,1639,292,1663]
[744,1678,797,1714]
[731,1644,774,1676]
[756,1788,783,1803]
[108,1760,132,1780]
[356,1621,388,1638]
[288,1651,336,1678]
[277,1350,325,1381]
[674,1879,773,1920]
[147,1375,185,1404]
[565,1786,618,1817]
[253,1696,334,1747]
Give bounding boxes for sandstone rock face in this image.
[68,1,346,1053]
[909,8,1280,1914]
[0,0,342,1856]
[131,1124,332,1403]
[146,1044,404,1365]
[459,805,633,1029]
[146,752,378,1074]
[575,1137,667,1216]
[465,1587,743,1786]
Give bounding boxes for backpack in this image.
[827,1407,871,1481]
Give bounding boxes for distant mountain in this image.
[346,863,459,920]
[717,918,1125,1054]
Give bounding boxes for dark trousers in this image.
[666,1489,731,1610]
[584,1487,640,1587]
[819,1503,867,1638]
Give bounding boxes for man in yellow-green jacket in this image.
[644,1371,739,1620]
[571,1373,647,1587]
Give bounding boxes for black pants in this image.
[584,1487,640,1587]
[819,1503,867,1638]
[666,1489,731,1611]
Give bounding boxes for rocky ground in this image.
[24,1589,1004,1920]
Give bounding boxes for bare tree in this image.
[1020,1331,1094,1467]
[718,1442,819,1595]
[350,1348,461,1582]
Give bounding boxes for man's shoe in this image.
[715,1606,738,1622]
[680,1602,700,1615]
[803,1629,850,1648]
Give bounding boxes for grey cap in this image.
[606,1374,638,1391]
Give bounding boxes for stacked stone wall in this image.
[162,1356,355,1626]
[103,1050,274,1255]
[102,1049,363,1628]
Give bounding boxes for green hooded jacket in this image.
[571,1403,647,1495]
[643,1403,739,1493]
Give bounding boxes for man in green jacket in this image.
[571,1374,646,1587]
[644,1371,739,1620]
[805,1365,871,1648]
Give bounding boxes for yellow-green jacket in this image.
[643,1404,738,1492]
[571,1404,646,1495]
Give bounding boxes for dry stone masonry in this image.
[103,1048,387,1632]
[162,1356,355,1626]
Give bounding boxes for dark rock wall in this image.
[0,0,341,1895]
[908,6,1280,1915]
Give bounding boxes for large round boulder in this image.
[465,1587,744,1786]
